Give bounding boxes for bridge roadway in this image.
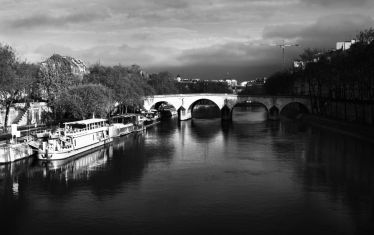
[143,93,310,121]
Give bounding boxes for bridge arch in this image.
[187,98,221,119]
[151,101,176,110]
[143,94,310,121]
[149,101,178,119]
[147,100,180,111]
[280,102,309,119]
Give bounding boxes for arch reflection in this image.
[232,102,268,122]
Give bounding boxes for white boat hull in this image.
[38,138,112,161]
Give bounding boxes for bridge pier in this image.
[178,107,191,121]
[268,106,280,121]
[221,106,231,121]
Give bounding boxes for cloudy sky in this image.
[1,0,373,80]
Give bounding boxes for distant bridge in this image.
[143,93,310,121]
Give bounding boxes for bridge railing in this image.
[144,93,310,99]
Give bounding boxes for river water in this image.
[1,114,374,234]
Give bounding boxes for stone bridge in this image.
[143,93,310,121]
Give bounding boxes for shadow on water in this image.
[266,120,374,234]
[232,104,268,123]
[1,126,177,196]
[0,127,177,234]
[189,118,222,142]
[1,115,374,234]
[300,126,374,233]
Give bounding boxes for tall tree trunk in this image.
[371,104,374,125]
[354,100,359,122]
[3,102,11,133]
[343,84,347,120]
[344,101,347,121]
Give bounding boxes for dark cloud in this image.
[177,42,296,66]
[149,0,190,9]
[263,14,374,48]
[3,0,374,81]
[165,41,301,80]
[34,43,175,67]
[300,0,370,7]
[150,63,281,81]
[11,11,110,28]
[35,40,294,81]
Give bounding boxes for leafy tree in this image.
[357,27,374,44]
[147,72,178,95]
[0,44,36,131]
[52,84,113,123]
[37,54,80,103]
[263,71,296,95]
[176,80,231,94]
[299,48,322,62]
[17,62,40,102]
[84,64,154,114]
[262,28,374,123]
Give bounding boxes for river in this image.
[1,113,374,234]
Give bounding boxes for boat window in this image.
[70,124,86,129]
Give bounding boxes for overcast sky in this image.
[1,0,373,81]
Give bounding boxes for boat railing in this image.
[65,124,108,134]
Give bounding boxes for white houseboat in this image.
[32,118,113,161]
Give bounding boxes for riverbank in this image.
[302,114,374,142]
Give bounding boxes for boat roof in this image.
[64,118,107,125]
[111,114,137,118]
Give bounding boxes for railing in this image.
[145,93,237,98]
[145,93,309,99]
[65,125,109,134]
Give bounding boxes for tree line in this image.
[0,45,231,131]
[241,28,374,124]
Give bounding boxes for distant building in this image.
[240,81,248,87]
[225,79,237,87]
[246,80,255,87]
[175,74,181,82]
[40,54,88,80]
[336,39,357,51]
[293,60,306,69]
[293,50,333,70]
[179,78,191,83]
[65,56,88,77]
[253,77,266,86]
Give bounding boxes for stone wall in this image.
[0,102,49,127]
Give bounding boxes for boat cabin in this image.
[64,118,108,133]
[111,114,137,125]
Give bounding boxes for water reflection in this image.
[1,118,374,234]
[40,146,112,181]
[190,118,222,141]
[300,127,374,233]
[0,130,176,197]
[232,105,268,122]
[0,157,36,180]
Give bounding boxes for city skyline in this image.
[1,0,373,80]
